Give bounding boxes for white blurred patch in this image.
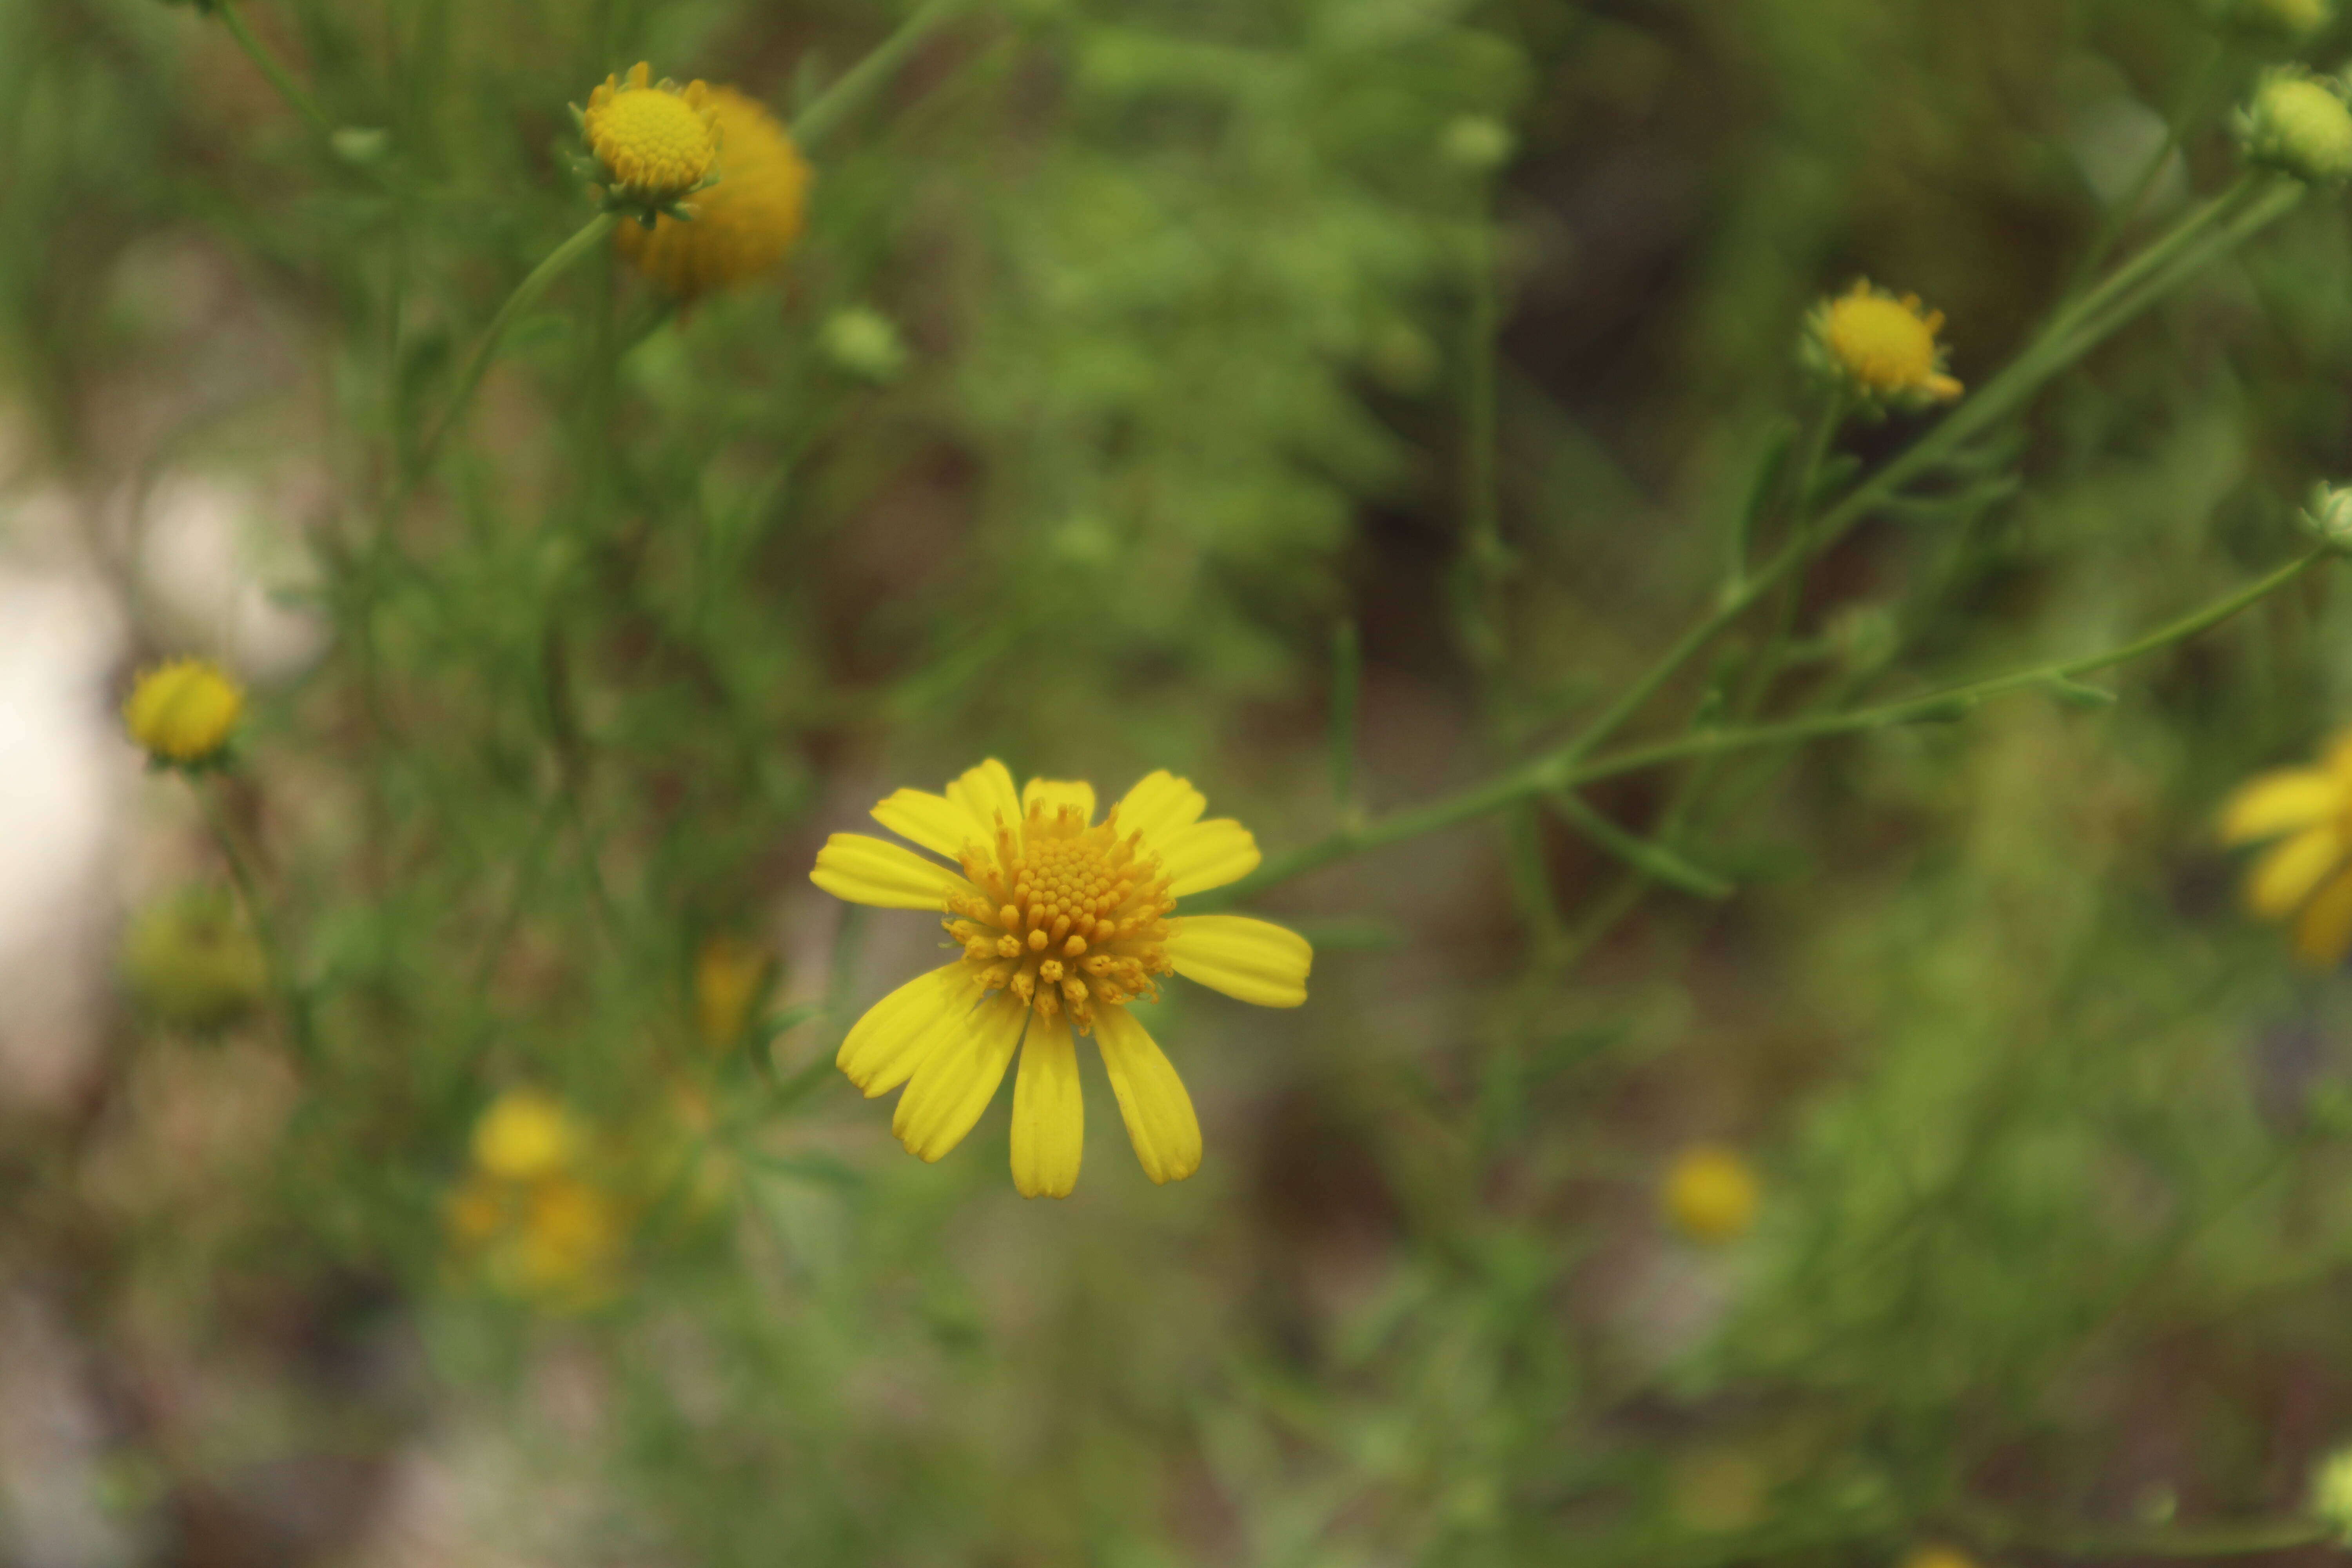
[0,559,129,1114]
[0,1293,136,1568]
[136,473,326,682]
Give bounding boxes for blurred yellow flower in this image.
[1807,281,1963,406]
[447,1091,624,1309]
[1897,1546,1979,1568]
[123,657,244,766]
[694,933,773,1049]
[1662,1144,1760,1244]
[2220,731,2352,965]
[615,85,809,298]
[583,62,718,209]
[811,762,1312,1198]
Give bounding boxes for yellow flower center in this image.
[586,82,717,202]
[943,803,1176,1032]
[1825,291,1941,393]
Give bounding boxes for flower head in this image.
[2219,732,2352,965]
[446,1090,623,1310]
[613,85,808,296]
[2304,481,2352,550]
[123,657,244,766]
[120,888,267,1030]
[2237,69,2352,184]
[693,933,773,1049]
[1662,1144,1760,1244]
[1805,281,1963,408]
[810,762,1312,1197]
[582,63,719,217]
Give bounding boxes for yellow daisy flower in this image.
[1806,280,1963,407]
[1662,1144,1761,1245]
[123,657,244,766]
[615,86,811,299]
[582,62,719,210]
[809,762,1312,1198]
[2220,730,2352,965]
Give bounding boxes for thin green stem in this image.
[1329,618,1361,815]
[791,0,964,151]
[2061,38,2229,299]
[216,1,339,144]
[1457,200,1508,679]
[192,778,319,1062]
[409,212,617,479]
[1203,547,2328,905]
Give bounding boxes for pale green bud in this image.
[1440,115,1515,172]
[2236,70,2352,183]
[120,889,267,1031]
[2228,0,2334,40]
[2302,480,2352,548]
[820,307,910,383]
[2309,1446,2352,1543]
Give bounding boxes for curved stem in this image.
[409,212,617,478]
[193,778,319,1062]
[1204,546,2330,905]
[216,1,339,145]
[791,0,965,151]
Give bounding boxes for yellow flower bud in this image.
[123,658,244,766]
[472,1090,581,1183]
[1662,1144,1761,1244]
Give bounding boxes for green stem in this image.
[193,779,319,1062]
[216,1,339,145]
[1457,198,1508,679]
[1559,178,2280,775]
[791,0,965,151]
[409,212,617,477]
[1203,547,2328,905]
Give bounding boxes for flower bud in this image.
[2225,0,2334,41]
[2236,69,2352,184]
[120,890,267,1031]
[820,307,911,383]
[2302,481,2352,549]
[1662,1144,1761,1244]
[1440,115,1515,172]
[2310,1445,2352,1543]
[123,657,244,766]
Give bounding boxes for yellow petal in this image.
[2247,824,2345,918]
[891,995,1027,1162]
[2296,867,2352,968]
[2220,769,2341,845]
[1167,915,1312,1007]
[1010,1012,1084,1198]
[1094,1005,1200,1185]
[871,788,992,860]
[945,759,1022,839]
[1159,818,1262,897]
[1022,776,1097,825]
[809,833,967,909]
[837,963,979,1096]
[1113,769,1207,852]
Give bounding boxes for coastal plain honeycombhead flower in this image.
[581,63,719,214]
[810,762,1312,1198]
[615,85,810,298]
[1662,1144,1761,1244]
[1804,280,1963,408]
[2219,732,2352,965]
[123,657,244,766]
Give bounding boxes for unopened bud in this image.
[2302,481,2352,548]
[2237,70,2352,183]
[1440,115,1515,172]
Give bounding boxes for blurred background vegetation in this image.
[9,0,2352,1562]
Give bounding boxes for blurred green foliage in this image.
[11,0,2352,1563]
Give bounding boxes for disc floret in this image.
[943,800,1177,1031]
